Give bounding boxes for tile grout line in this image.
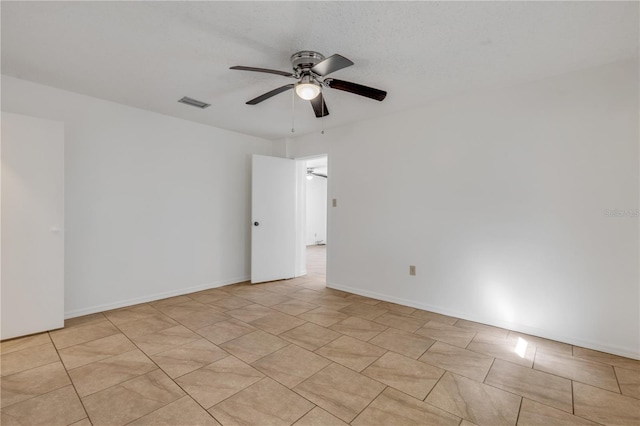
[270,363,339,420]
[463,331,478,349]
[571,380,576,415]
[483,356,498,384]
[47,330,93,425]
[420,372,467,423]
[514,397,524,426]
[611,364,623,395]
[348,384,389,424]
[422,367,447,402]
[416,339,436,360]
[286,401,316,425]
[564,382,611,426]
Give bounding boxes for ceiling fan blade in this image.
[230,66,294,78]
[311,54,354,76]
[310,93,329,117]
[246,84,294,105]
[325,78,387,101]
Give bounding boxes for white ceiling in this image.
[2,2,638,140]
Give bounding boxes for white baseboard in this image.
[327,281,640,361]
[64,275,250,319]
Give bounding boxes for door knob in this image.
[254,221,259,226]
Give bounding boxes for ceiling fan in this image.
[230,51,387,118]
[307,167,327,179]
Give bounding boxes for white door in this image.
[251,155,296,283]
[1,112,65,339]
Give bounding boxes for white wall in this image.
[306,176,327,245]
[287,59,640,359]
[1,76,272,318]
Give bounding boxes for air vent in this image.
[178,96,210,109]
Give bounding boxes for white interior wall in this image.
[306,176,327,245]
[1,76,272,318]
[286,59,640,359]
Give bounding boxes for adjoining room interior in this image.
[304,156,328,281]
[1,2,638,425]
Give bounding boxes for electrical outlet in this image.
[409,265,416,276]
[332,198,337,207]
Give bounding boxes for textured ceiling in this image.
[2,1,638,140]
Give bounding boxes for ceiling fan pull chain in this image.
[321,87,325,135]
[291,88,295,133]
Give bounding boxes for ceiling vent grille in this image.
[178,96,210,109]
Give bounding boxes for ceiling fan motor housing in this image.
[290,51,325,74]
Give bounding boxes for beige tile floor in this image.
[2,245,639,425]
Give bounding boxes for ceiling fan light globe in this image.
[295,83,320,100]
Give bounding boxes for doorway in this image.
[250,154,327,284]
[302,155,328,281]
